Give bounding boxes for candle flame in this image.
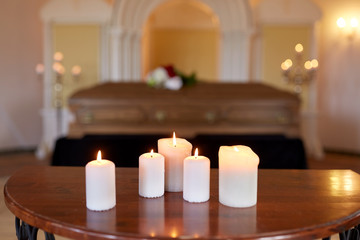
[97,150,102,160]
[150,149,154,157]
[234,146,239,152]
[173,132,176,147]
[170,229,178,238]
[194,148,198,158]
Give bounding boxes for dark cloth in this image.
[52,134,307,169]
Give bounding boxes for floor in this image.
[1,150,359,240]
[0,151,64,240]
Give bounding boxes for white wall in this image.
[312,0,360,153]
[0,0,46,150]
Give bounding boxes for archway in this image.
[109,0,254,82]
[142,0,220,81]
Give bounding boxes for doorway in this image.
[141,0,220,82]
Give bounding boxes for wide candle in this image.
[183,148,210,203]
[218,145,259,208]
[85,150,116,211]
[139,150,165,198]
[158,132,192,192]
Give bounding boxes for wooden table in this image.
[4,166,360,240]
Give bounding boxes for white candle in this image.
[183,148,210,203]
[139,150,165,198]
[158,132,192,192]
[86,150,116,211]
[218,145,259,208]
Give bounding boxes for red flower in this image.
[163,65,177,78]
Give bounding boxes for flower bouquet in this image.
[146,65,197,90]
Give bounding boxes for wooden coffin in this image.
[67,82,301,138]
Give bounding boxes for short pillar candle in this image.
[158,132,192,192]
[218,145,259,208]
[85,150,116,211]
[139,150,165,198]
[183,148,210,203]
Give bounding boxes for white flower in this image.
[164,76,183,91]
[146,67,169,87]
[152,67,168,83]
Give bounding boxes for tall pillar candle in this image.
[158,132,192,192]
[218,145,259,208]
[86,150,116,211]
[183,148,210,203]
[139,150,165,198]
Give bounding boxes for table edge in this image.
[3,166,360,240]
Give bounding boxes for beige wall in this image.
[53,24,100,107]
[145,29,219,81]
[0,0,46,150]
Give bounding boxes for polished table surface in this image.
[4,166,360,240]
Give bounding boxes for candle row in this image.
[140,133,209,202]
[140,145,210,204]
[85,133,260,211]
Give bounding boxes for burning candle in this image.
[85,150,116,211]
[139,150,165,198]
[158,132,192,192]
[218,145,259,208]
[183,148,210,203]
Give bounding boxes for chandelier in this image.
[280,43,318,95]
[35,52,82,135]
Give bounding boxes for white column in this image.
[132,30,142,81]
[234,31,251,81]
[127,30,136,81]
[220,31,232,81]
[301,22,324,159]
[220,30,252,82]
[100,24,110,83]
[250,29,263,82]
[109,28,121,82]
[36,21,55,159]
[43,22,53,109]
[122,30,133,82]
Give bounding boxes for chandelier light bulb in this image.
[284,59,293,68]
[350,17,359,28]
[295,43,303,53]
[71,65,82,76]
[53,52,64,62]
[281,62,288,71]
[311,59,319,69]
[304,61,312,70]
[52,62,65,75]
[337,17,346,28]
